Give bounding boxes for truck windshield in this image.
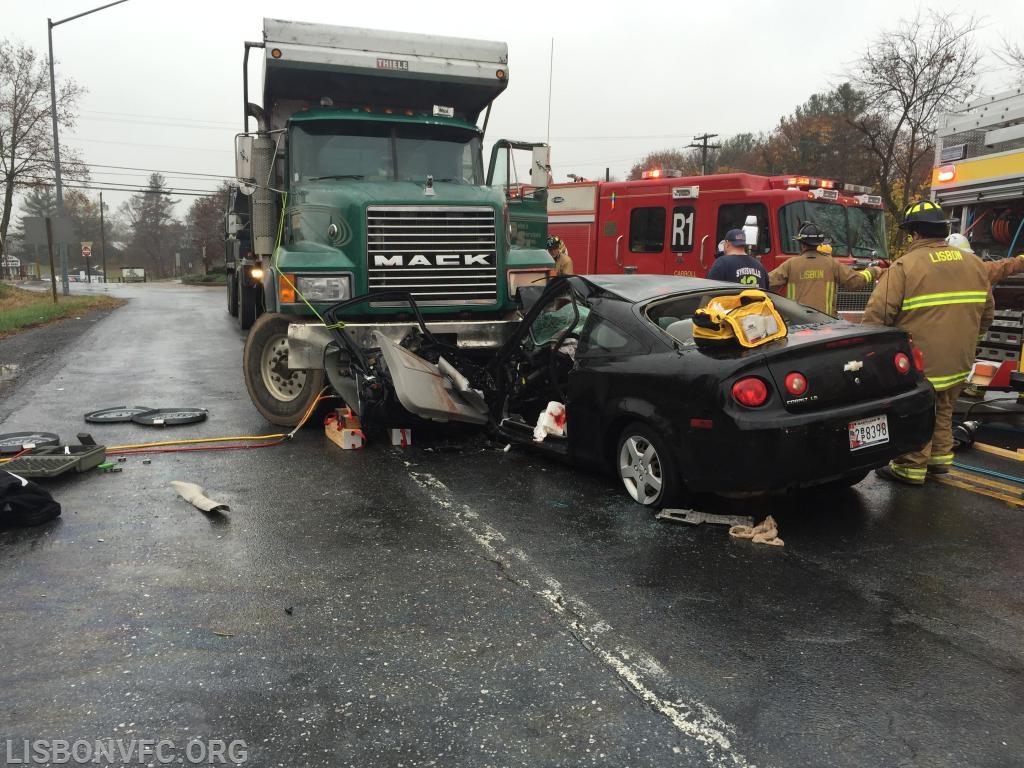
[847,206,888,258]
[290,121,484,185]
[778,201,888,259]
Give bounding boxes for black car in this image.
[323,275,936,508]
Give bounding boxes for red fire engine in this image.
[547,172,888,280]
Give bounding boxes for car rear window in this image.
[644,289,832,340]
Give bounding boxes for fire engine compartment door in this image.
[373,332,489,425]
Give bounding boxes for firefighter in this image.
[767,222,883,316]
[706,229,768,288]
[547,235,573,276]
[946,232,1024,284]
[864,201,994,485]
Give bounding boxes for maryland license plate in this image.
[849,414,889,451]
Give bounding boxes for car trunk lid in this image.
[764,324,920,413]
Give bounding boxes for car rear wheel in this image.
[616,422,683,509]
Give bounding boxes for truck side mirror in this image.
[531,145,551,188]
[235,135,256,195]
[742,214,760,253]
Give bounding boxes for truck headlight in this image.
[295,275,351,302]
[507,269,552,297]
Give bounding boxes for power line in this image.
[12,157,232,180]
[82,162,230,179]
[80,108,238,127]
[64,135,229,154]
[21,180,221,198]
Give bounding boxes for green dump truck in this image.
[227,19,552,425]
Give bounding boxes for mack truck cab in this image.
[226,19,553,426]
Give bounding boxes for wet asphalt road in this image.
[1,282,1023,768]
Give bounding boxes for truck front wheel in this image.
[227,272,239,317]
[243,313,326,427]
[238,280,259,330]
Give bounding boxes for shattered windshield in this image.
[779,201,889,259]
[779,201,851,256]
[848,207,888,258]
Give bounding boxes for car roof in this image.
[575,274,734,303]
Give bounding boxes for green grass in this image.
[0,282,125,337]
[181,273,226,285]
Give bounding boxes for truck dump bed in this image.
[262,18,510,129]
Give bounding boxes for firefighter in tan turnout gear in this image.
[864,201,994,485]
[767,222,883,316]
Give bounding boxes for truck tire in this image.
[227,272,239,317]
[243,313,326,427]
[238,282,258,331]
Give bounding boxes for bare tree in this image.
[0,38,88,255]
[996,37,1024,85]
[184,182,232,274]
[627,149,701,180]
[849,10,981,230]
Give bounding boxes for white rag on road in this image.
[170,481,230,513]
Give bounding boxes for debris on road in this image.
[729,515,785,547]
[84,406,157,424]
[533,401,566,442]
[0,470,62,527]
[170,481,230,514]
[1,443,106,478]
[0,432,61,454]
[84,406,208,426]
[656,509,755,527]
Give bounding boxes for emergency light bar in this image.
[841,182,873,194]
[642,168,683,179]
[855,194,883,206]
[785,176,836,190]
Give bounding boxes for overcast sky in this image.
[6,0,1024,219]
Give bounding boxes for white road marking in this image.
[409,471,756,768]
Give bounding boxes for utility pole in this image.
[47,0,131,295]
[688,133,721,176]
[99,190,107,283]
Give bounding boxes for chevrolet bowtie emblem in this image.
[844,360,864,372]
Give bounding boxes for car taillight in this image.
[894,352,911,374]
[732,377,769,407]
[784,371,808,396]
[912,347,925,372]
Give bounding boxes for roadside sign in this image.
[81,242,93,258]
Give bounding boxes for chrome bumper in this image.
[287,319,521,370]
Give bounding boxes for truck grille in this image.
[366,205,498,305]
